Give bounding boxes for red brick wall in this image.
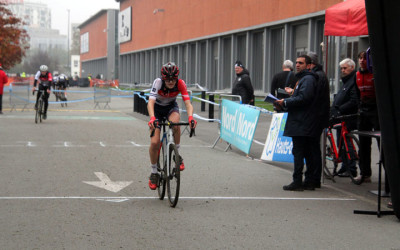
[79,12,108,61]
[119,0,341,53]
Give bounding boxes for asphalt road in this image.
[0,88,398,249]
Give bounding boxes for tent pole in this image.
[325,36,329,75]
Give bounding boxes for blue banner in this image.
[261,113,294,163]
[220,99,260,154]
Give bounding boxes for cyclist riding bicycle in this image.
[57,73,69,89]
[147,62,197,190]
[33,65,52,120]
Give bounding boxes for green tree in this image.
[0,2,29,70]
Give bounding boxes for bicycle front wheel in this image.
[324,135,338,180]
[157,142,167,200]
[167,144,180,207]
[39,98,43,123]
[35,103,39,124]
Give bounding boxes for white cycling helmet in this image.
[39,65,48,72]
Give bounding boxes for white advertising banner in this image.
[118,7,132,43]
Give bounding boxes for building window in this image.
[80,32,89,53]
[293,23,308,58]
[270,27,284,77]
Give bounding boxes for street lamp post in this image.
[67,9,70,76]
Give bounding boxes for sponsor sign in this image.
[220,99,260,154]
[119,7,132,43]
[261,113,294,163]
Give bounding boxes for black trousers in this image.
[0,94,2,111]
[358,112,380,177]
[292,136,321,184]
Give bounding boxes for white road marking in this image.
[0,196,356,201]
[99,142,106,147]
[83,172,133,193]
[130,141,142,147]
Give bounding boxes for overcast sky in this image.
[37,0,120,35]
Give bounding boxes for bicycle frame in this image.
[329,120,360,162]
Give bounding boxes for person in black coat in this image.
[270,60,297,99]
[308,52,331,187]
[331,58,360,177]
[274,55,320,191]
[232,60,254,105]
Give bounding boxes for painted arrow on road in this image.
[83,172,133,193]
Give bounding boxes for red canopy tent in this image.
[323,0,369,75]
[324,0,368,36]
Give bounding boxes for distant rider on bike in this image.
[33,65,52,120]
[147,62,197,190]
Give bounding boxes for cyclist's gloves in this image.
[188,116,197,129]
[148,116,158,129]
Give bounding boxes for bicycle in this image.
[54,85,67,107]
[324,114,361,184]
[150,119,195,207]
[33,89,45,124]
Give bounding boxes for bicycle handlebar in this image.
[150,120,195,138]
[333,113,359,120]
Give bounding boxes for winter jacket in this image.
[283,70,320,137]
[232,68,254,104]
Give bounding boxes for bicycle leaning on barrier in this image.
[324,113,361,184]
[150,118,195,207]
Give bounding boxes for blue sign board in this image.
[220,99,260,154]
[261,113,294,163]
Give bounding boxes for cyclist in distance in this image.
[33,65,52,120]
[147,62,197,190]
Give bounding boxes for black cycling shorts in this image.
[154,102,179,128]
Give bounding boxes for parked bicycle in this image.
[324,114,361,184]
[151,119,195,207]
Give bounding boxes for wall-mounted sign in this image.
[119,7,132,44]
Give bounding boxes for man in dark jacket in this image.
[331,58,360,177]
[232,60,254,105]
[274,55,320,191]
[307,52,330,187]
[270,60,297,99]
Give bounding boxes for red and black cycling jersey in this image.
[34,71,53,87]
[149,78,190,106]
[356,70,375,105]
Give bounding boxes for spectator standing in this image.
[270,60,297,99]
[0,63,8,114]
[307,52,330,186]
[354,51,379,183]
[330,58,360,177]
[232,60,254,105]
[274,55,320,191]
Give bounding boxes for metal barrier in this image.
[9,82,31,112]
[94,84,111,109]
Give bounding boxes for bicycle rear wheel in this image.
[324,135,338,181]
[157,142,166,200]
[167,144,180,207]
[345,134,361,184]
